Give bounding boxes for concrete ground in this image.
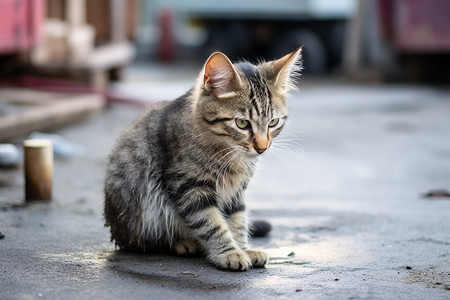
[1,65,450,299]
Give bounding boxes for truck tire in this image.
[273,29,327,74]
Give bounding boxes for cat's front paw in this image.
[216,249,251,271]
[174,239,199,256]
[245,249,268,268]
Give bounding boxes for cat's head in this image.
[194,48,302,158]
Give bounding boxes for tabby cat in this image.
[104,47,302,271]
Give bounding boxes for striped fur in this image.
[104,48,302,271]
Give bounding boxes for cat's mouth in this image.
[246,146,270,158]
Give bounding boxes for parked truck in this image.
[141,0,356,73]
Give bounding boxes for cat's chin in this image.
[246,151,262,159]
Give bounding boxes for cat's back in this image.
[108,100,173,161]
[104,93,195,250]
[105,100,170,190]
[118,100,169,142]
[106,90,195,180]
[113,90,193,150]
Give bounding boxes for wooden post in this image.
[110,0,126,43]
[24,139,53,202]
[343,0,365,74]
[66,0,86,27]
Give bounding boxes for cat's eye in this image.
[268,118,280,128]
[235,119,250,129]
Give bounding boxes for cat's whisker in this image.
[284,149,306,164]
[273,138,305,147]
[216,149,244,192]
[274,142,307,155]
[197,145,241,175]
[270,150,298,168]
[269,147,293,167]
[214,148,241,169]
[272,144,307,163]
[210,145,241,161]
[229,152,247,176]
[214,149,239,177]
[273,140,305,152]
[274,138,305,142]
[219,150,241,173]
[216,160,230,192]
[272,139,307,159]
[273,143,306,156]
[283,126,306,135]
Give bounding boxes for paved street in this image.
[1,68,450,299]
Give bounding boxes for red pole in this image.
[158,8,175,62]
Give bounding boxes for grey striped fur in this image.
[104,48,302,271]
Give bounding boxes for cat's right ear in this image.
[203,52,241,99]
[270,47,303,93]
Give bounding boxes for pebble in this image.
[0,144,20,168]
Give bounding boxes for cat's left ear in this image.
[203,52,242,99]
[269,47,303,93]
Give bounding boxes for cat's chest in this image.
[216,167,252,199]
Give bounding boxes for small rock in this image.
[0,231,5,239]
[295,289,303,292]
[406,266,412,270]
[0,144,20,168]
[422,190,450,198]
[249,220,272,237]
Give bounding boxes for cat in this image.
[104,47,302,271]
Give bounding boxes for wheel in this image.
[272,29,328,74]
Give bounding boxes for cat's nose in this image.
[253,137,268,154]
[254,147,267,154]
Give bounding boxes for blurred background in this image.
[1,2,450,296]
[1,0,450,81]
[1,0,450,146]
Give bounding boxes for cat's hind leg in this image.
[173,239,199,256]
